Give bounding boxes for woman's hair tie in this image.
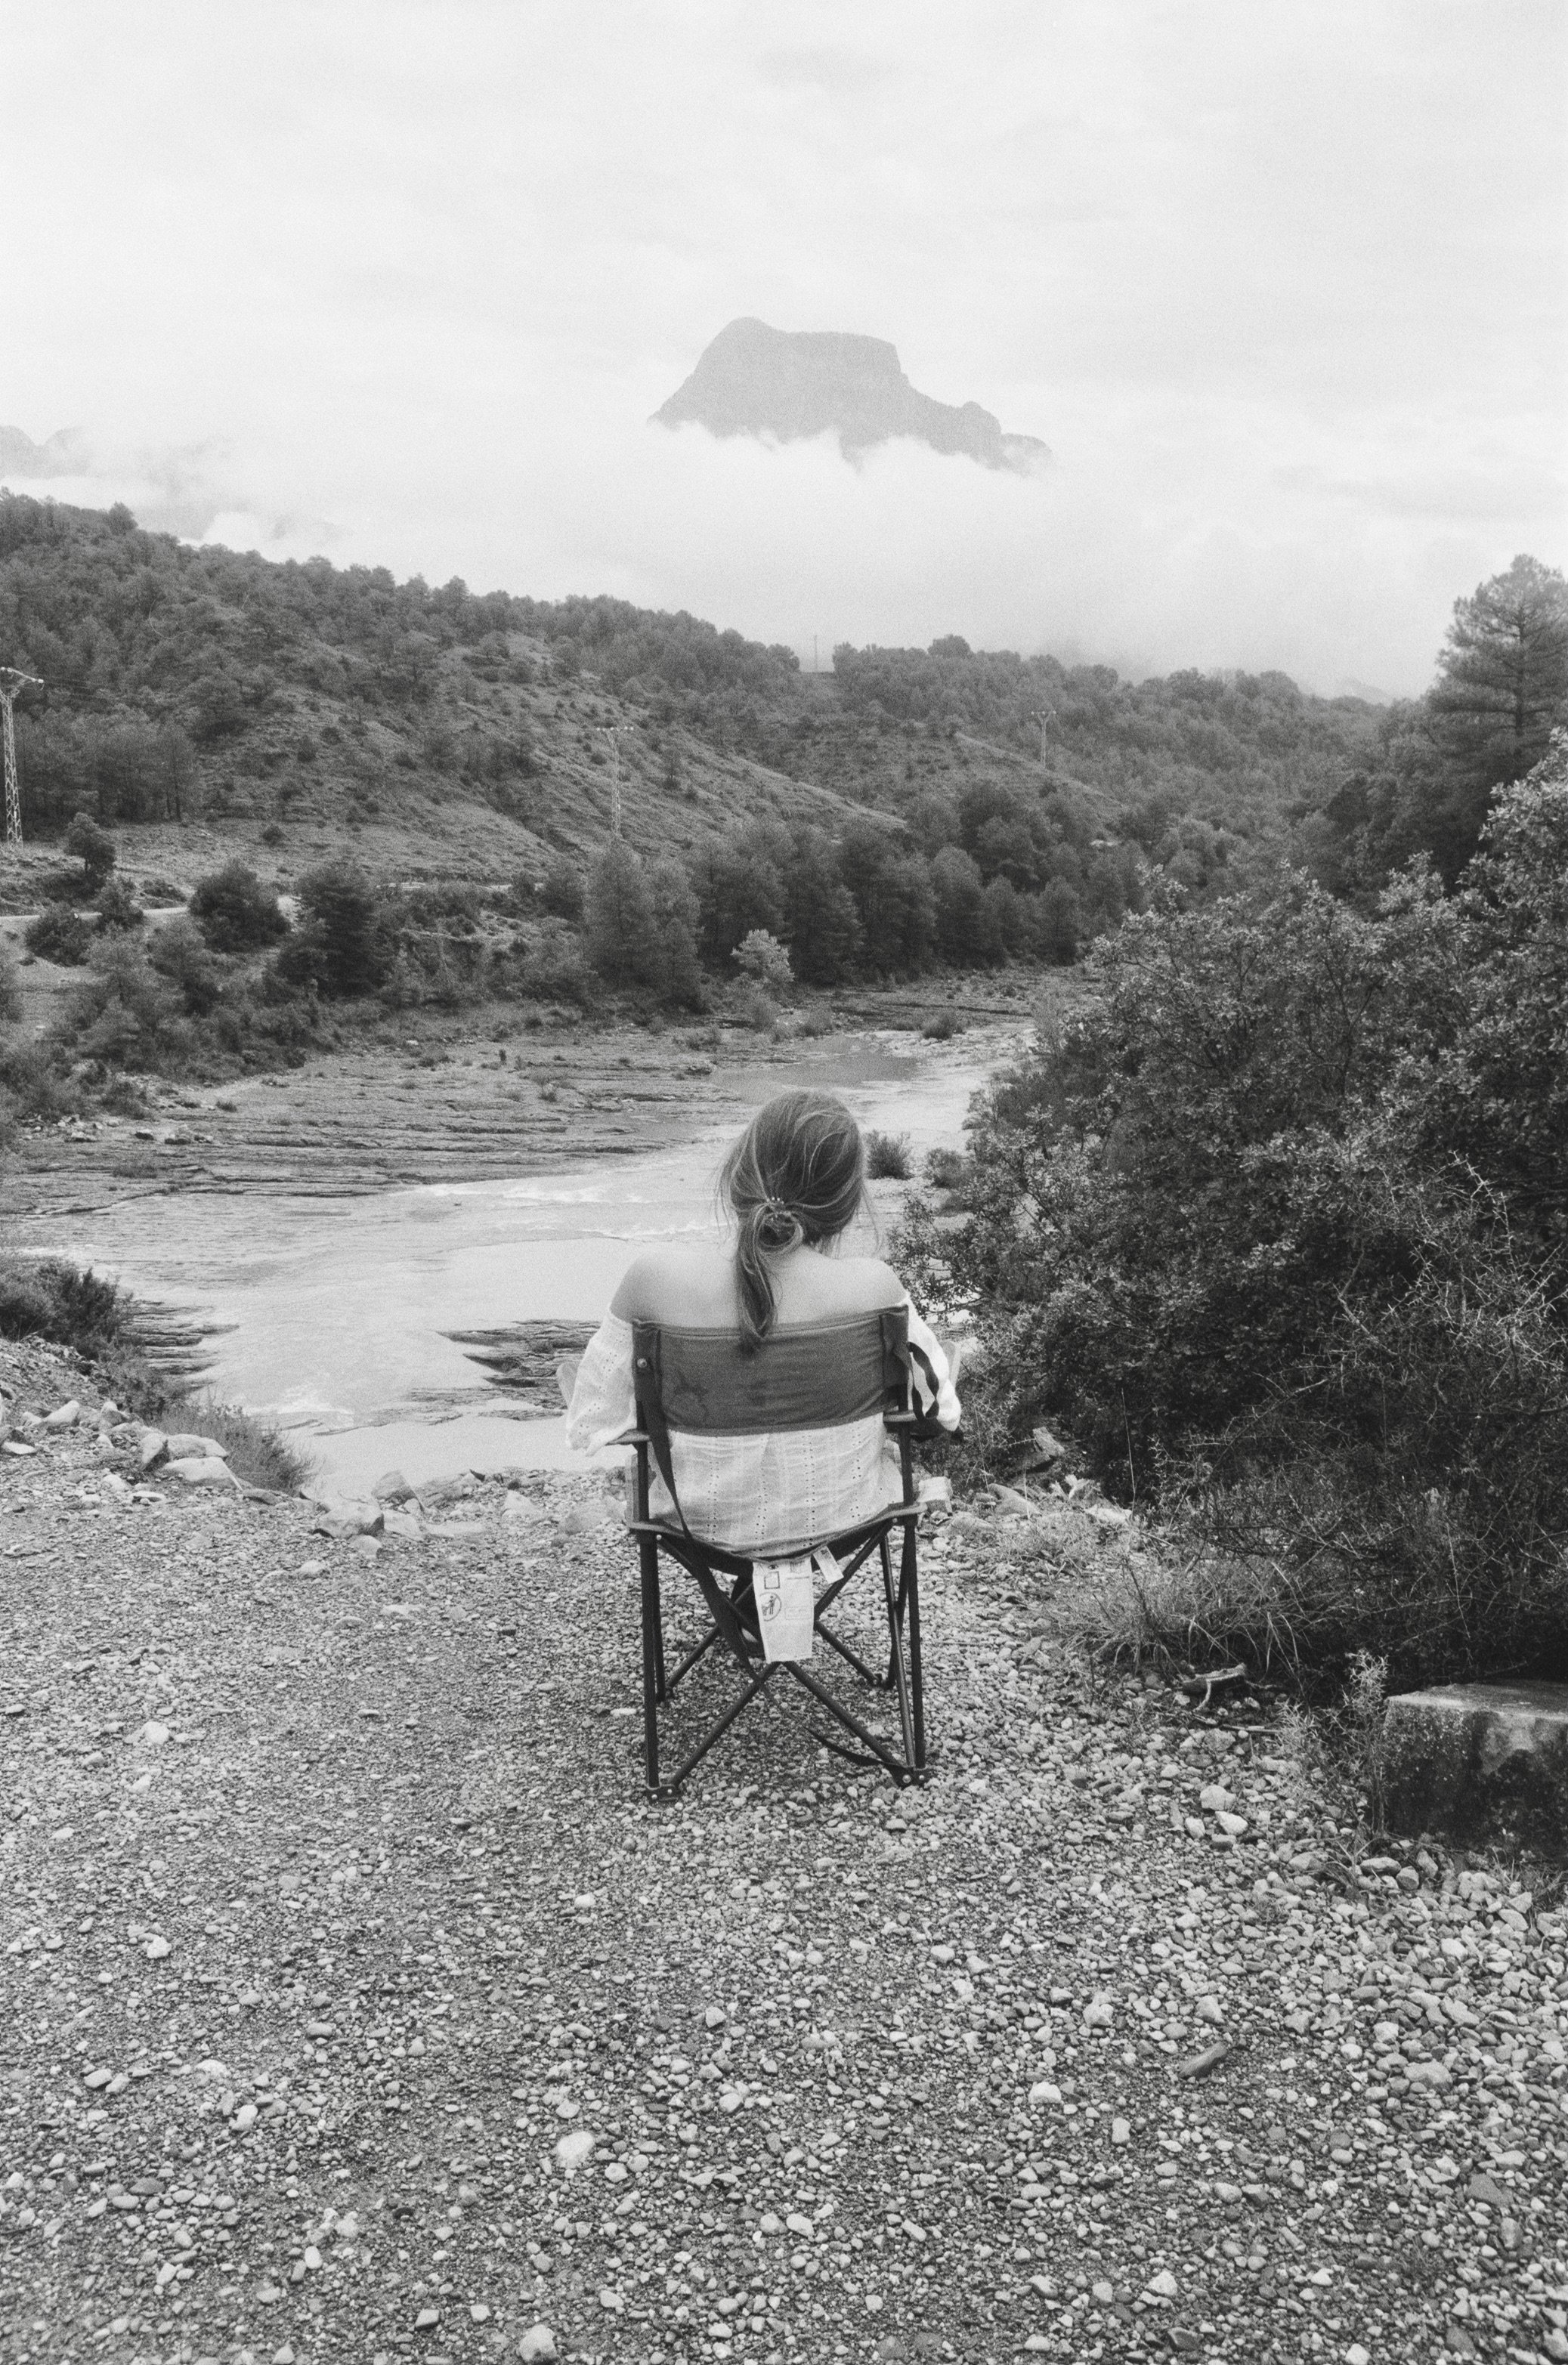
[763,1196,793,1226]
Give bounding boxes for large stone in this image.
[163,1455,242,1492]
[1383,1681,1568,1853]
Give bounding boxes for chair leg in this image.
[902,1523,926,1772]
[639,1531,662,1792]
[880,1532,917,1773]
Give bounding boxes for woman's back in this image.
[612,1240,903,1334]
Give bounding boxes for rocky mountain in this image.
[653,317,1050,472]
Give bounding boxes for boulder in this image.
[43,1399,82,1429]
[380,1507,423,1541]
[163,1456,242,1492]
[372,1468,416,1504]
[311,1500,385,1540]
[1383,1681,1568,1852]
[137,1427,169,1470]
[163,1432,228,1460]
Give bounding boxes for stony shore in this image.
[2,1336,1566,2365]
[4,991,1040,1225]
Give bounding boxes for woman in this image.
[563,1087,960,1555]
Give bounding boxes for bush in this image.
[733,928,793,993]
[64,810,116,889]
[191,1401,313,1492]
[94,877,144,931]
[273,861,391,998]
[0,1255,126,1353]
[0,1036,71,1121]
[517,917,594,1007]
[923,1145,970,1192]
[0,941,21,1024]
[148,917,224,1016]
[865,1129,913,1180]
[539,857,585,922]
[922,1009,961,1040]
[926,747,1568,1693]
[189,861,289,953]
[24,906,94,965]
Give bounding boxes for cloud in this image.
[0,0,1561,696]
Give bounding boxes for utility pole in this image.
[1,668,43,846]
[1031,705,1056,765]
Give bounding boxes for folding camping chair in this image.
[628,1306,929,1797]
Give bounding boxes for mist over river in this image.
[45,1031,1007,1496]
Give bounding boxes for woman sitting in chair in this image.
[563,1088,960,1557]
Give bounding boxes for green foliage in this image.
[147,917,224,1016]
[923,737,1568,1690]
[275,862,394,999]
[0,1256,126,1353]
[93,877,144,932]
[865,1130,914,1181]
[0,941,22,1025]
[189,861,289,954]
[1307,555,1568,891]
[61,938,194,1070]
[517,917,594,1007]
[732,929,792,993]
[538,858,586,923]
[64,809,116,888]
[23,905,94,966]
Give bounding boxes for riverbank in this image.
[3,1338,1566,2365]
[4,979,1055,1223]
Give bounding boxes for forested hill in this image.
[0,490,1381,897]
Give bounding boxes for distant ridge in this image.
[0,424,85,479]
[653,317,1050,473]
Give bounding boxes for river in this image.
[52,1031,1007,1495]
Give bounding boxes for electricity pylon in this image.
[1,668,43,846]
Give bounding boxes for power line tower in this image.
[1031,705,1056,765]
[1,668,44,846]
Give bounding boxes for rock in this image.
[518,2330,558,2363]
[504,1492,552,1526]
[380,1507,422,1539]
[1028,2082,1062,2107]
[562,1499,613,1536]
[916,1475,952,1510]
[311,1501,384,1539]
[164,1456,242,1491]
[469,2302,491,2322]
[1110,2116,1130,2144]
[1198,1785,1236,1813]
[1215,1810,1248,1838]
[415,2307,439,2329]
[162,1432,228,1460]
[424,1519,485,1541]
[348,1535,382,1560]
[1146,2268,1179,2299]
[136,1721,172,1748]
[1383,1680,1568,1847]
[555,2129,595,2172]
[1346,2345,1372,2365]
[372,1469,415,1503]
[42,1399,82,1428]
[1081,1995,1115,2028]
[138,1428,169,1470]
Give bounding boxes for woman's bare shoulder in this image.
[611,1243,729,1322]
[818,1253,906,1309]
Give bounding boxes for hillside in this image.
[0,496,864,902]
[0,492,1384,914]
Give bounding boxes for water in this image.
[50,1031,1005,1493]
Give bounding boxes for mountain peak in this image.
[653,318,1049,473]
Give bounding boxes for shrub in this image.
[0,1036,71,1120]
[58,939,194,1071]
[0,1256,126,1353]
[923,1145,970,1192]
[64,810,116,889]
[539,857,585,923]
[272,861,391,998]
[191,1401,313,1492]
[518,917,594,1008]
[148,917,224,1016]
[94,878,144,932]
[0,941,21,1024]
[733,928,793,993]
[865,1130,913,1180]
[24,906,94,965]
[930,749,1568,1693]
[922,1009,960,1040]
[190,861,289,953]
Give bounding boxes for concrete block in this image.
[1383,1680,1568,1853]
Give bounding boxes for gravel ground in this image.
[3,1337,1566,2365]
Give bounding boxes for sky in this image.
[2,0,1564,694]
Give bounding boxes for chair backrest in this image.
[631,1306,913,1437]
